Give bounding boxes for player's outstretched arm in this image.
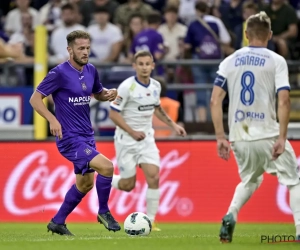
[210,86,227,140]
[30,91,62,139]
[210,85,230,160]
[154,106,186,136]
[109,109,146,141]
[277,90,290,140]
[271,89,290,160]
[154,106,175,127]
[93,88,117,102]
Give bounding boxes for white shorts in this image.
[114,134,160,178]
[231,137,300,187]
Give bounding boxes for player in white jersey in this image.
[109,50,186,231]
[210,11,300,243]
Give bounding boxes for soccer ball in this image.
[124,212,152,236]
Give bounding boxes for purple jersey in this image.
[131,29,164,75]
[131,28,164,56]
[36,61,103,144]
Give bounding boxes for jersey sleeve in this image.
[36,68,60,96]
[214,58,228,92]
[92,68,103,94]
[275,56,290,93]
[110,81,130,112]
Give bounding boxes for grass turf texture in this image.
[0,223,299,250]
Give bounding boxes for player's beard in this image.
[73,53,88,66]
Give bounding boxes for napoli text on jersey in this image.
[214,46,290,142]
[36,61,103,144]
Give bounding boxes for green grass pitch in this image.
[0,223,299,250]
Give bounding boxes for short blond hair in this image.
[133,50,154,62]
[246,11,271,41]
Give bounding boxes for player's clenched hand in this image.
[173,124,186,137]
[104,88,118,102]
[217,139,230,161]
[129,130,146,141]
[272,138,285,160]
[49,118,62,140]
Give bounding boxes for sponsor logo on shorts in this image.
[138,104,155,111]
[84,148,92,155]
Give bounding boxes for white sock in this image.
[288,183,300,235]
[146,188,160,222]
[227,181,261,221]
[111,175,121,189]
[297,225,300,236]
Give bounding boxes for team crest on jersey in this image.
[81,82,87,91]
[153,90,158,97]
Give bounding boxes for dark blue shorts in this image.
[58,140,99,175]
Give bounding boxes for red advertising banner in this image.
[0,141,298,223]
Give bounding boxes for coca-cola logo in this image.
[4,150,81,215]
[3,149,191,217]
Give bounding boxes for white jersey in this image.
[215,47,290,142]
[110,76,161,141]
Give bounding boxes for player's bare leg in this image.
[47,173,94,236]
[89,154,121,232]
[140,163,161,231]
[112,175,136,191]
[220,177,263,243]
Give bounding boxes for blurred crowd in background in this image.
[0,0,299,125]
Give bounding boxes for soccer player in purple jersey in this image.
[130,12,164,61]
[30,30,121,236]
[129,11,165,75]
